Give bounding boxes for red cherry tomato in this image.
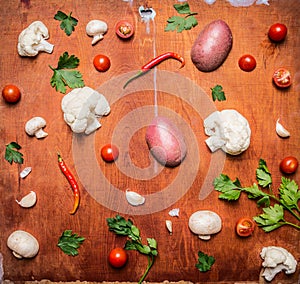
[236,218,255,237]
[108,247,128,268]
[93,54,111,72]
[2,84,21,103]
[238,54,256,72]
[268,23,287,42]
[101,144,119,162]
[279,156,298,174]
[273,68,292,88]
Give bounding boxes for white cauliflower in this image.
[17,21,54,57]
[260,246,297,282]
[204,109,251,155]
[61,86,110,135]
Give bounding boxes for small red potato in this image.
[191,19,233,72]
[145,116,187,167]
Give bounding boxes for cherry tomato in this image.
[268,23,287,42]
[115,20,134,39]
[272,68,292,88]
[236,218,255,237]
[279,156,298,174]
[2,84,21,103]
[101,144,119,162]
[93,54,111,72]
[238,54,256,72]
[108,247,128,268]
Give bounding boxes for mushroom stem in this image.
[92,34,104,45]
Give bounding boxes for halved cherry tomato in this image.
[2,84,21,103]
[273,68,292,88]
[238,54,256,72]
[236,218,255,237]
[93,54,111,72]
[101,144,119,162]
[279,156,298,174]
[268,23,287,42]
[108,247,128,268]
[115,20,134,39]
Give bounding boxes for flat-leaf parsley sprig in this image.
[213,159,300,232]
[49,52,84,94]
[107,215,158,284]
[165,3,198,33]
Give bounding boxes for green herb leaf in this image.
[184,16,198,30]
[253,204,285,232]
[165,16,185,32]
[57,230,85,256]
[244,183,268,200]
[49,52,84,94]
[196,251,215,272]
[279,177,300,211]
[256,159,272,188]
[173,3,192,14]
[213,174,242,200]
[54,11,78,36]
[5,142,24,164]
[165,3,198,33]
[211,85,226,101]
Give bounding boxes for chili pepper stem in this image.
[123,70,149,89]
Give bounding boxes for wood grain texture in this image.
[0,0,299,283]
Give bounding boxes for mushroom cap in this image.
[188,210,222,239]
[7,230,39,259]
[86,20,108,35]
[25,117,47,136]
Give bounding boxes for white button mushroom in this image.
[7,230,39,259]
[25,117,48,139]
[188,210,222,240]
[86,20,108,45]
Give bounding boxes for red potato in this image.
[145,116,187,167]
[191,19,233,72]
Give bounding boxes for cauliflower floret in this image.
[61,87,110,135]
[17,21,54,57]
[204,109,251,155]
[260,246,297,282]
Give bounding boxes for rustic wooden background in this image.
[0,0,299,282]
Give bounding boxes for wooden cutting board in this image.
[0,0,299,282]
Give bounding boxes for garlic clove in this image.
[276,119,290,138]
[166,220,173,235]
[16,191,37,208]
[125,189,145,206]
[168,208,180,217]
[20,167,32,179]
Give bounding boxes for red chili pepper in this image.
[58,153,80,215]
[123,52,185,89]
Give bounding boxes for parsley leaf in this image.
[256,159,272,188]
[174,3,192,14]
[5,142,24,164]
[107,215,158,283]
[196,251,215,272]
[54,11,78,36]
[57,230,85,256]
[279,177,300,211]
[253,204,285,232]
[211,85,226,101]
[165,3,198,33]
[49,52,84,94]
[213,174,242,200]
